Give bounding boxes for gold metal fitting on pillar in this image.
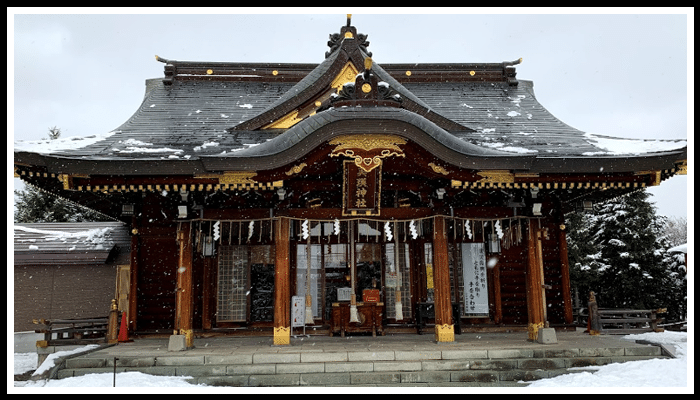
[435,324,455,342]
[181,329,194,349]
[528,322,544,341]
[274,326,291,345]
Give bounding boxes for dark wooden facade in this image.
[14,18,686,345]
[13,222,131,332]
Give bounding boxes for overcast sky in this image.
[9,9,691,220]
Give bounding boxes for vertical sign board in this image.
[461,243,489,316]
[343,161,381,216]
[291,296,305,327]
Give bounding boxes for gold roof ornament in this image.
[329,134,407,172]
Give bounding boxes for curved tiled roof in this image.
[13,222,130,265]
[14,23,686,176]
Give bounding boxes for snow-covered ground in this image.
[11,331,690,392]
[527,331,690,389]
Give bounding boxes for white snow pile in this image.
[14,131,117,154]
[34,345,100,377]
[14,225,115,248]
[478,141,539,154]
[582,133,686,156]
[527,331,689,389]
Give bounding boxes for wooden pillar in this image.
[273,217,291,345]
[493,264,503,325]
[526,219,546,341]
[175,221,194,348]
[432,216,454,342]
[128,220,139,332]
[558,222,574,325]
[201,256,214,330]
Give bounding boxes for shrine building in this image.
[14,16,687,347]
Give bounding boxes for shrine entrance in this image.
[292,220,416,329]
[287,218,494,333]
[207,217,509,342]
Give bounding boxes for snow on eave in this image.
[582,133,687,156]
[13,225,116,249]
[14,131,118,154]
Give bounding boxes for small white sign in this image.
[291,296,305,327]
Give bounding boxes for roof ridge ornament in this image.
[328,56,403,108]
[325,15,372,58]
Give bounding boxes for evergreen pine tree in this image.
[566,190,685,319]
[565,210,599,310]
[14,185,110,223]
[14,127,111,223]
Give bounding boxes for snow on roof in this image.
[14,225,115,247]
[13,223,130,265]
[14,131,117,154]
[582,133,687,156]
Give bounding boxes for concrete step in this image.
[58,345,667,386]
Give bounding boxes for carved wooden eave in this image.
[328,134,407,172]
[13,16,687,220]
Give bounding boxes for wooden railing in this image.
[33,317,110,347]
[577,308,666,335]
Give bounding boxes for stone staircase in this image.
[57,344,668,387]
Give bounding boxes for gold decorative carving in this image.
[329,134,407,172]
[262,62,359,130]
[263,110,302,129]
[477,170,514,184]
[434,324,454,342]
[285,163,308,176]
[196,171,258,185]
[675,160,687,175]
[361,83,372,93]
[331,62,360,92]
[56,173,87,190]
[58,174,73,190]
[428,162,450,175]
[273,326,290,345]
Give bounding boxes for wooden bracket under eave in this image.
[675,160,687,175]
[634,170,662,186]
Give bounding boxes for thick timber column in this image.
[433,216,454,342]
[175,221,194,349]
[273,217,291,345]
[526,219,546,341]
[558,221,574,325]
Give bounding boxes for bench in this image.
[578,308,666,335]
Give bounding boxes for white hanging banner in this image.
[461,243,489,316]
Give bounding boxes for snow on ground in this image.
[527,331,690,389]
[12,331,690,391]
